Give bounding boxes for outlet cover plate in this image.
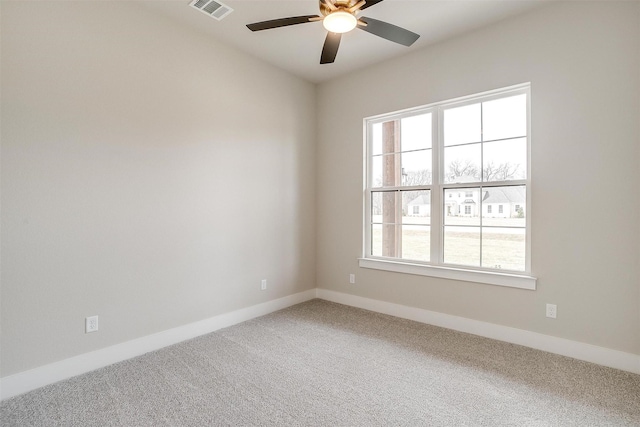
[86,315,99,333]
[546,304,557,319]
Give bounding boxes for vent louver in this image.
[189,0,233,21]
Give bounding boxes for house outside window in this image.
[362,84,534,289]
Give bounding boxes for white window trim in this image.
[362,83,536,290]
[358,257,536,290]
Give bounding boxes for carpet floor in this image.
[1,299,639,426]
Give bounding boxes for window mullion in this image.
[396,190,402,258]
[479,102,484,267]
[394,120,402,258]
[432,107,443,264]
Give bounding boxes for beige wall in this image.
[2,0,639,380]
[0,1,317,376]
[317,1,640,354]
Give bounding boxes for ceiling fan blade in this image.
[247,15,319,32]
[320,32,342,64]
[357,17,419,46]
[359,0,384,11]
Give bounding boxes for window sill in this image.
[358,258,537,290]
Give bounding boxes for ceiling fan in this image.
[246,0,420,64]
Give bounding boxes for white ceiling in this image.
[140,0,548,83]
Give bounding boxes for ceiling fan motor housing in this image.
[320,0,357,16]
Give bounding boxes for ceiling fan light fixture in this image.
[323,11,357,33]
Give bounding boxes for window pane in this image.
[371,192,381,223]
[481,186,526,227]
[401,113,432,151]
[444,189,481,226]
[372,222,399,258]
[371,191,398,257]
[371,224,382,256]
[403,190,430,225]
[380,223,397,257]
[483,138,527,181]
[444,226,480,267]
[374,150,433,187]
[401,150,432,186]
[372,154,400,188]
[371,191,397,224]
[482,227,525,271]
[371,155,382,187]
[401,226,430,262]
[483,94,526,142]
[444,103,481,146]
[382,152,398,187]
[443,144,481,183]
[371,123,383,155]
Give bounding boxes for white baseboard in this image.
[316,289,640,375]
[0,289,317,401]
[3,287,638,401]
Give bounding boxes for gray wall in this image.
[316,1,640,355]
[1,1,317,376]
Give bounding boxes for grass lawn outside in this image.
[372,216,525,271]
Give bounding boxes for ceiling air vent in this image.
[189,0,233,21]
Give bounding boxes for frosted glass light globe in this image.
[323,11,357,33]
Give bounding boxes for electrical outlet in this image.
[349,274,355,284]
[86,315,99,333]
[546,304,557,319]
[261,279,267,291]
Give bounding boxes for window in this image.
[363,84,534,290]
[369,112,432,263]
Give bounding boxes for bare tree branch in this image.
[483,161,520,181]
[447,160,480,181]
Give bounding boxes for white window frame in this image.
[361,84,536,290]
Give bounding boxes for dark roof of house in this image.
[483,186,525,204]
[407,194,431,206]
[408,187,524,206]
